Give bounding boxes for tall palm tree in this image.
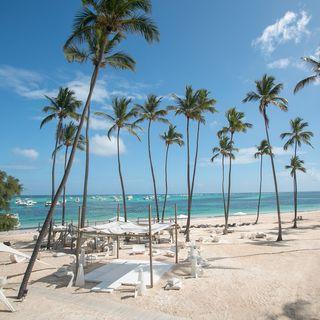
[253,140,271,224]
[294,56,320,93]
[218,108,252,233]
[243,74,288,241]
[189,89,217,216]
[64,28,135,229]
[55,122,85,225]
[136,95,168,222]
[40,88,81,248]
[19,0,159,299]
[95,97,140,221]
[280,117,313,227]
[170,86,199,241]
[211,136,236,219]
[285,156,306,227]
[160,125,184,222]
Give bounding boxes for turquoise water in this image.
[7,192,320,229]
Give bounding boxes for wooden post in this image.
[148,204,153,288]
[174,204,178,264]
[116,203,120,259]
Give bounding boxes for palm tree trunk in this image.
[47,120,62,249]
[189,120,200,216]
[255,155,263,224]
[225,132,234,234]
[221,155,226,217]
[147,119,159,221]
[117,127,127,221]
[81,105,90,228]
[17,39,107,299]
[263,114,282,241]
[185,117,191,242]
[293,142,298,228]
[161,144,170,222]
[62,146,68,226]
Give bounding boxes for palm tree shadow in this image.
[265,299,318,320]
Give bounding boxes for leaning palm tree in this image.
[211,136,236,219]
[160,125,184,222]
[170,86,199,241]
[294,56,320,93]
[55,122,85,225]
[190,89,217,215]
[280,117,313,227]
[95,97,140,221]
[218,108,252,233]
[243,74,288,241]
[135,95,168,222]
[285,156,306,227]
[40,88,81,247]
[18,0,159,299]
[64,28,135,229]
[253,140,271,224]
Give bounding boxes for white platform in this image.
[85,259,172,293]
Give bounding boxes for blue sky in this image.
[0,0,319,195]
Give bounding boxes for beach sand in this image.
[0,211,320,319]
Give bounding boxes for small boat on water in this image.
[75,197,80,203]
[45,201,51,207]
[113,196,120,202]
[127,195,133,200]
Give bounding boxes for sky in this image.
[0,0,319,195]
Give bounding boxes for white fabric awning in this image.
[80,221,173,236]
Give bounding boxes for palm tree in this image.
[280,117,313,227]
[243,74,288,241]
[64,29,135,229]
[160,125,184,222]
[95,97,140,221]
[170,86,200,241]
[253,140,271,224]
[18,0,159,299]
[294,56,320,93]
[285,156,306,227]
[135,95,168,222]
[55,122,85,225]
[211,136,236,219]
[40,88,81,247]
[189,89,217,218]
[218,108,252,233]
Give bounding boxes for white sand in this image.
[1,211,320,319]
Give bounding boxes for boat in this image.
[45,201,51,207]
[113,196,120,202]
[75,197,80,203]
[127,195,133,200]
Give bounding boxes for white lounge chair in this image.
[130,244,146,255]
[0,276,15,312]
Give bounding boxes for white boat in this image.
[45,201,51,207]
[127,195,133,201]
[75,197,80,203]
[113,196,120,202]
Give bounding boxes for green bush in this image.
[0,214,19,231]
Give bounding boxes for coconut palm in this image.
[64,28,135,229]
[294,57,320,93]
[218,108,252,233]
[211,136,236,218]
[189,89,217,217]
[40,88,81,248]
[243,74,288,241]
[280,117,313,227]
[253,140,271,224]
[95,97,140,221]
[160,125,184,222]
[19,0,159,299]
[135,95,168,222]
[285,156,306,227]
[54,122,85,225]
[170,86,200,241]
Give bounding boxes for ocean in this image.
[8,192,320,229]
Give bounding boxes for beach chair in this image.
[0,276,15,312]
[130,244,146,255]
[10,254,27,263]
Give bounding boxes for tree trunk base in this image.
[276,234,282,241]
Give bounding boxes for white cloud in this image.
[253,11,311,54]
[90,115,111,131]
[306,167,320,182]
[12,148,39,160]
[91,134,125,157]
[267,58,291,69]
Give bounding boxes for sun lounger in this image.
[0,277,15,312]
[130,244,146,255]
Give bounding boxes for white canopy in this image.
[81,221,173,236]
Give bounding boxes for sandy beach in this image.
[1,211,319,319]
